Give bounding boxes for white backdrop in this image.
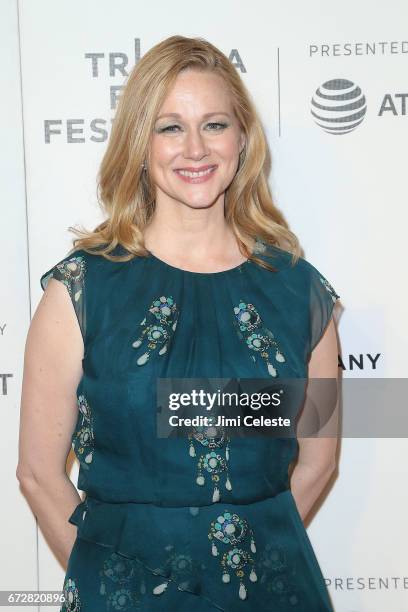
[1,0,407,610]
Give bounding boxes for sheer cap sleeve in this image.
[307,263,340,354]
[40,250,87,342]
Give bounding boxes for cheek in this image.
[214,138,240,162]
[150,138,175,166]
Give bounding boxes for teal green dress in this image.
[40,238,339,611]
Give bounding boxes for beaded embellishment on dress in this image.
[150,545,204,597]
[52,256,85,303]
[40,254,87,342]
[61,577,82,611]
[233,301,286,377]
[132,296,179,365]
[208,511,257,600]
[188,419,232,502]
[73,394,94,467]
[319,276,340,303]
[98,552,146,607]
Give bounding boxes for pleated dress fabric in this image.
[40,238,339,612]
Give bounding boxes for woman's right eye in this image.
[158,125,180,133]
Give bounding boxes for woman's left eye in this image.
[207,122,228,130]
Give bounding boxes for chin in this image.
[183,198,219,209]
[170,189,221,208]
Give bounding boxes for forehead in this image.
[158,69,234,114]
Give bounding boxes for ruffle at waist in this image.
[67,488,322,611]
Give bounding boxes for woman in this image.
[17,35,340,611]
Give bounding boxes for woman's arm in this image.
[289,317,340,523]
[16,278,84,569]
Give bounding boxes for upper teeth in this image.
[178,168,214,177]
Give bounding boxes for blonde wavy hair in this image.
[69,35,301,270]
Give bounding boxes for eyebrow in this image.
[156,112,232,121]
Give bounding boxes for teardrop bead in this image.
[226,447,229,460]
[212,486,220,503]
[238,582,247,600]
[250,539,256,553]
[153,582,169,595]
[249,569,258,582]
[137,352,150,365]
[267,362,277,377]
[74,289,82,302]
[189,444,196,457]
[225,477,232,491]
[222,573,231,583]
[212,543,218,556]
[275,350,285,363]
[132,339,142,348]
[84,452,93,464]
[158,345,167,355]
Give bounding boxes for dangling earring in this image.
[239,146,245,167]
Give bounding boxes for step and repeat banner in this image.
[1,0,407,610]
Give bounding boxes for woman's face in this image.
[149,69,245,210]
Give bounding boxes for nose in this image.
[183,127,209,161]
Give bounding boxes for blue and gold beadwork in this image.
[208,511,257,600]
[233,301,286,377]
[52,256,85,303]
[72,394,94,467]
[98,551,147,607]
[189,419,232,502]
[61,577,81,611]
[132,296,179,365]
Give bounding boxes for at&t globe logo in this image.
[311,78,367,135]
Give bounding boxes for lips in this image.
[174,165,218,184]
[175,164,217,172]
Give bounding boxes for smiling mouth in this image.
[175,165,217,177]
[175,166,217,178]
[174,165,218,183]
